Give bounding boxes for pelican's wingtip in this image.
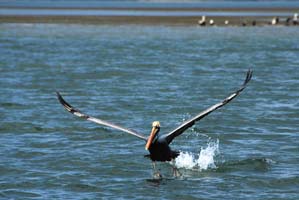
[56,91,64,103]
[56,91,61,97]
[244,69,253,85]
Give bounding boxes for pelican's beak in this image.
[145,126,159,150]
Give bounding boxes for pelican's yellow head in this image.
[152,121,160,128]
[145,121,160,150]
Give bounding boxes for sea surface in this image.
[0,23,299,199]
[1,0,299,9]
[0,8,296,17]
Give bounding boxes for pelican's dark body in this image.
[147,135,180,161]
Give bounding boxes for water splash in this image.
[173,139,219,171]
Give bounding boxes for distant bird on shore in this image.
[56,70,253,177]
[224,20,229,25]
[209,19,215,26]
[271,17,279,25]
[286,17,291,26]
[293,13,298,25]
[198,16,206,26]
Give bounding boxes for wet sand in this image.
[0,7,298,26]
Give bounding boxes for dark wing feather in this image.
[56,92,147,141]
[164,69,253,144]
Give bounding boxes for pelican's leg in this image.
[152,162,156,172]
[152,162,162,179]
[172,166,181,177]
[171,160,181,177]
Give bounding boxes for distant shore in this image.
[0,7,298,26]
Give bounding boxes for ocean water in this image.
[1,8,296,17]
[0,24,299,199]
[1,0,299,9]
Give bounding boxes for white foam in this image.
[173,139,219,171]
[174,151,197,169]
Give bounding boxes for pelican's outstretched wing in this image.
[56,92,147,141]
[164,69,253,144]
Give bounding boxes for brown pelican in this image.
[56,70,252,175]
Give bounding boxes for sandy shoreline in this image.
[0,7,298,26]
[0,15,279,26]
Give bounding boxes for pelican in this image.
[57,70,252,175]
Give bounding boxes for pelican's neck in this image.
[153,129,160,141]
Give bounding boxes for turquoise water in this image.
[0,24,299,199]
